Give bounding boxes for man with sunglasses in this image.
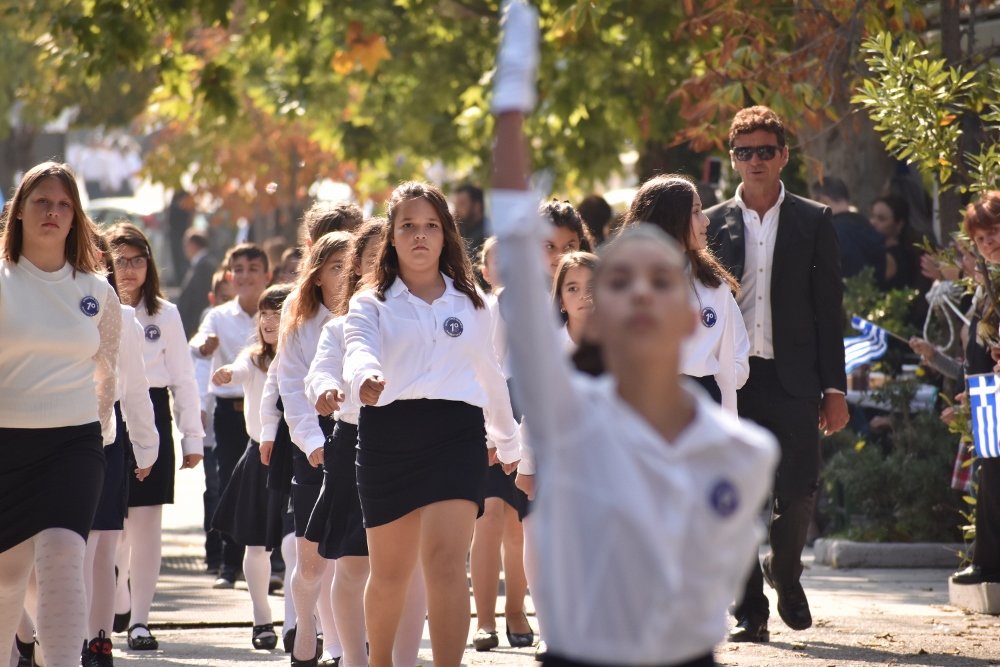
[707,105,848,644]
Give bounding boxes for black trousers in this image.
[974,458,1000,571]
[214,397,249,572]
[202,445,222,566]
[734,358,820,623]
[683,374,722,404]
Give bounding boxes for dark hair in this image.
[1,161,102,274]
[873,194,910,226]
[369,181,484,309]
[729,105,786,148]
[454,183,484,207]
[624,175,738,293]
[335,216,386,316]
[540,200,595,252]
[262,237,289,273]
[282,231,353,343]
[92,233,118,295]
[183,228,209,249]
[552,251,598,321]
[104,220,164,316]
[963,191,1000,237]
[210,268,230,298]
[812,176,850,203]
[225,243,270,273]
[577,195,612,245]
[250,284,291,372]
[300,201,364,246]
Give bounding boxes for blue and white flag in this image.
[844,316,888,373]
[967,373,1000,459]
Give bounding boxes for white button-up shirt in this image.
[306,315,361,425]
[277,303,332,456]
[117,305,159,469]
[190,298,256,399]
[343,274,520,463]
[734,182,785,360]
[217,350,267,442]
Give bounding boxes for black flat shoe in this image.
[15,636,35,667]
[290,640,323,667]
[126,624,159,651]
[113,610,131,634]
[762,557,812,631]
[951,564,1000,584]
[472,628,499,651]
[728,617,769,643]
[505,614,534,648]
[284,626,296,653]
[252,623,278,650]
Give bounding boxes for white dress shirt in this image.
[135,297,205,455]
[306,316,361,425]
[190,298,256,399]
[343,275,521,464]
[491,189,778,665]
[217,350,267,443]
[734,182,785,359]
[277,303,332,456]
[118,305,159,469]
[680,274,751,412]
[260,356,282,443]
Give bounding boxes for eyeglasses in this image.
[114,255,148,271]
[731,145,781,162]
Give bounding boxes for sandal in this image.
[126,624,159,651]
[252,623,278,650]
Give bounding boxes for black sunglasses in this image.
[731,145,781,162]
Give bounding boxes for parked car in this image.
[87,196,175,283]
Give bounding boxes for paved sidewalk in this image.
[106,455,1000,666]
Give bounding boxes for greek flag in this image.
[844,316,888,373]
[967,373,1000,459]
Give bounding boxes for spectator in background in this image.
[452,183,488,254]
[262,237,290,278]
[177,229,217,339]
[577,195,612,246]
[813,177,887,287]
[274,247,303,285]
[870,194,924,291]
[167,190,195,286]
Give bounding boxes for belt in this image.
[217,397,244,412]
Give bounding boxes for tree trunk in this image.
[938,0,964,239]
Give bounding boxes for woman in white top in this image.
[0,161,121,667]
[212,284,291,653]
[105,222,205,651]
[278,231,353,666]
[624,175,750,412]
[489,4,777,665]
[343,181,520,667]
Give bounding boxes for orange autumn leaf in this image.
[331,22,391,76]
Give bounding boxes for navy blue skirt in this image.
[92,403,129,531]
[127,387,174,507]
[212,440,285,549]
[290,416,333,537]
[305,421,368,558]
[357,399,488,528]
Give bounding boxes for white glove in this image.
[491,0,539,115]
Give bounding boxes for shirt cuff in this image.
[824,388,845,395]
[181,436,205,457]
[260,424,279,442]
[488,190,546,240]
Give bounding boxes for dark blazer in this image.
[707,193,847,399]
[177,251,216,340]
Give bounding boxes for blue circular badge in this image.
[80,296,100,317]
[144,324,161,341]
[443,317,464,338]
[701,307,718,328]
[709,479,739,518]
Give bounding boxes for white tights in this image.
[84,529,121,638]
[521,515,542,640]
[114,505,162,628]
[0,529,88,667]
[243,547,273,626]
[281,532,297,636]
[290,538,341,661]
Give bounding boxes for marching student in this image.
[488,3,778,666]
[105,222,205,651]
[624,175,750,411]
[278,231,355,667]
[343,180,521,667]
[211,284,292,652]
[552,251,598,350]
[0,162,121,667]
[470,237,533,652]
[190,243,272,589]
[82,235,159,667]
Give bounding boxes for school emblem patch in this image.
[701,307,718,328]
[709,479,739,518]
[144,324,161,341]
[80,296,100,317]
[443,317,464,338]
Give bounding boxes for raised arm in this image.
[278,327,327,457]
[306,317,346,409]
[343,293,385,406]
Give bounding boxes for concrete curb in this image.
[948,579,1000,614]
[813,538,966,568]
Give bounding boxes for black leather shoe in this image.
[728,617,769,643]
[762,557,812,631]
[951,564,1000,584]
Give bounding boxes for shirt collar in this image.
[387,273,458,300]
[734,181,786,218]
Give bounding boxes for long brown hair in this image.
[334,217,386,317]
[624,174,738,293]
[281,230,353,344]
[250,284,291,372]
[104,221,164,316]
[368,181,484,309]
[1,161,103,274]
[552,251,598,322]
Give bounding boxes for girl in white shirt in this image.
[489,4,777,665]
[343,181,520,667]
[105,222,205,652]
[624,175,750,412]
[0,162,121,667]
[278,231,354,667]
[212,284,291,653]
